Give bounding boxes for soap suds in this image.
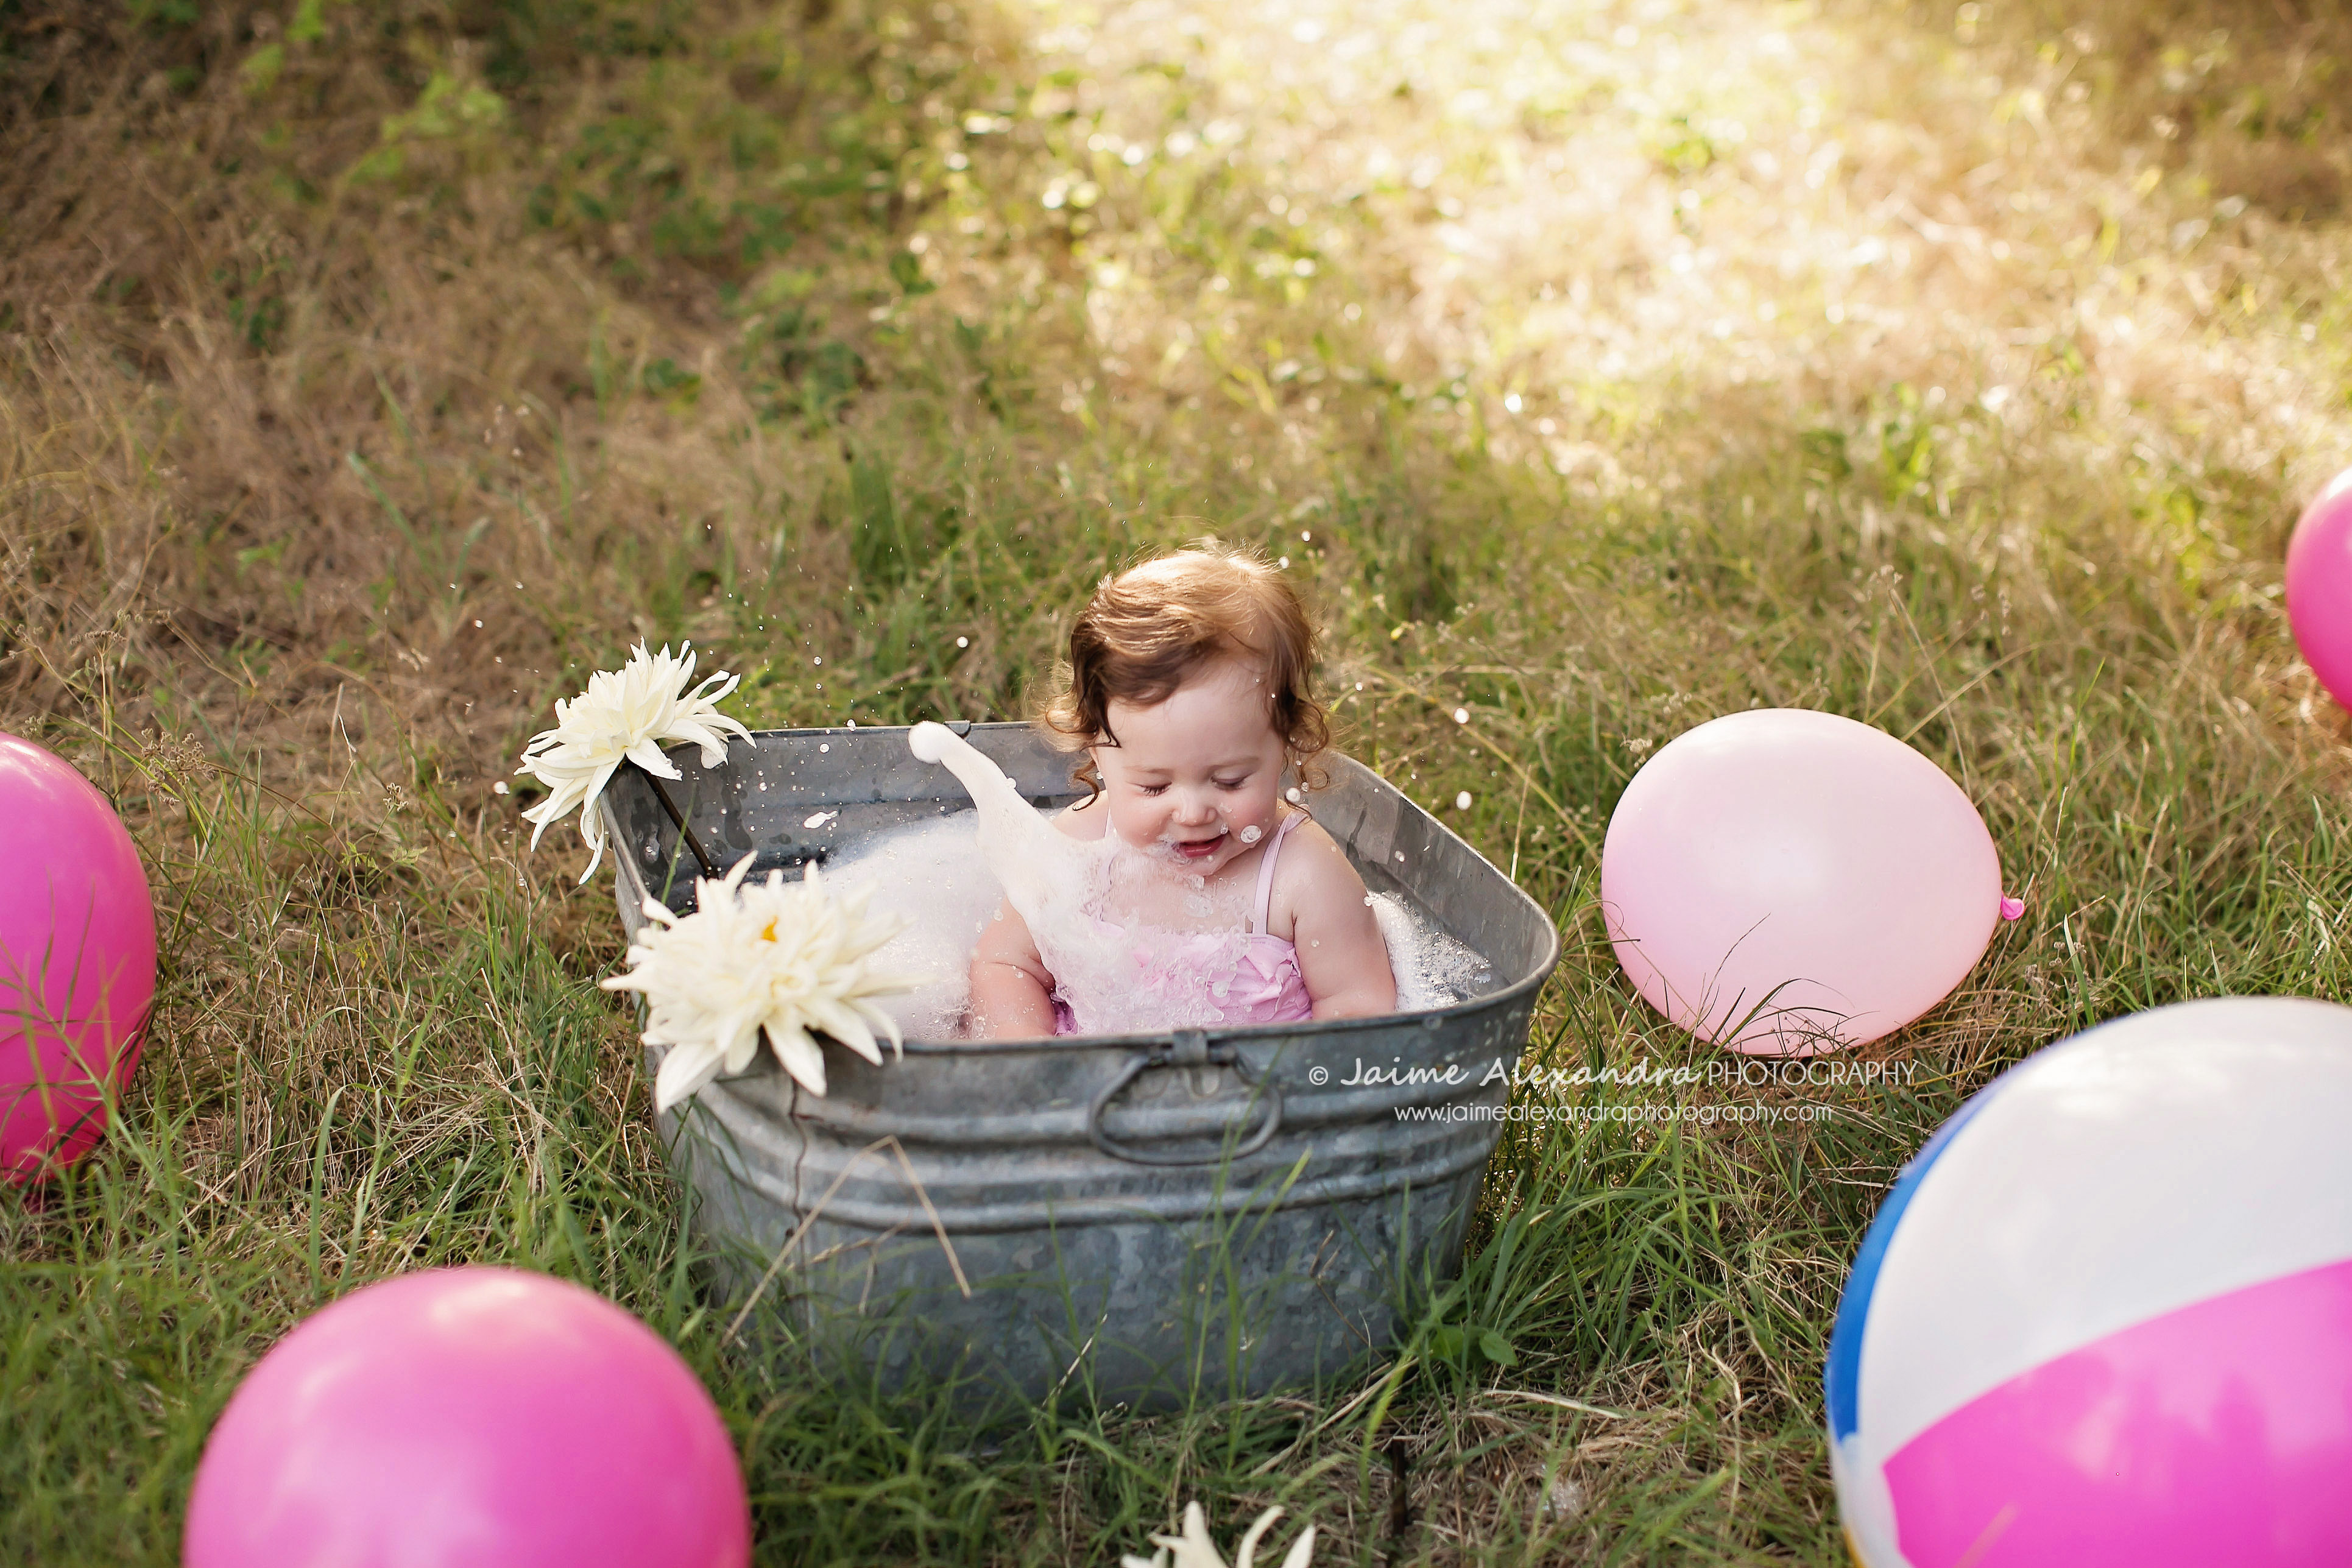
[819,813,1494,1037]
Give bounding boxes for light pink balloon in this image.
[1601,709,2002,1055]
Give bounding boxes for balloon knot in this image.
[1999,895,2025,922]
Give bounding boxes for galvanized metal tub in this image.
[602,723,1560,1408]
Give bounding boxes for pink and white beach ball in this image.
[1825,997,2352,1567]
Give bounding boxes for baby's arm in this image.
[1281,825,1399,1020]
[968,797,1101,1039]
[969,896,1059,1039]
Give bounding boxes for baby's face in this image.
[1092,656,1290,878]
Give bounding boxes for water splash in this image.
[819,813,1000,1039]
[906,722,1098,931]
[871,723,1498,1033]
[1368,892,1494,1011]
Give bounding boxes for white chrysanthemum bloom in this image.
[517,641,752,882]
[602,856,920,1111]
[1121,1503,1315,1568]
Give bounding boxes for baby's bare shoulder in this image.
[1283,815,1357,874]
[1053,795,1110,841]
[1270,814,1372,929]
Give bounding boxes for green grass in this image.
[5,0,2352,1560]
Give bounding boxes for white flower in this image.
[602,855,920,1111]
[1121,1504,1315,1568]
[516,641,752,882]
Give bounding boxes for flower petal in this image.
[654,1039,727,1113]
[765,1025,830,1096]
[626,736,680,779]
[1234,1508,1284,1568]
[848,998,907,1058]
[808,998,881,1064]
[574,802,612,883]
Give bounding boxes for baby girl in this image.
[969,546,1396,1038]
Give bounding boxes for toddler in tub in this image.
[969,545,1396,1037]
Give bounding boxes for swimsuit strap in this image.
[1250,810,1305,935]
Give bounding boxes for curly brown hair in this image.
[1040,542,1332,799]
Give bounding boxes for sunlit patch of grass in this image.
[5,0,2352,1559]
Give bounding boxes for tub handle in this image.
[1086,1031,1285,1166]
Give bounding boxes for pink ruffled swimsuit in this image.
[1050,810,1315,1036]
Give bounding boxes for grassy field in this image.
[5,0,2351,1560]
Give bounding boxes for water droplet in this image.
[1456,791,1472,810]
[1453,707,1469,724]
[1238,823,1262,844]
[819,744,829,753]
[956,636,969,648]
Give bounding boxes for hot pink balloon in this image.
[1,732,157,1181]
[185,1266,751,1568]
[2285,465,2352,712]
[1602,709,2004,1055]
